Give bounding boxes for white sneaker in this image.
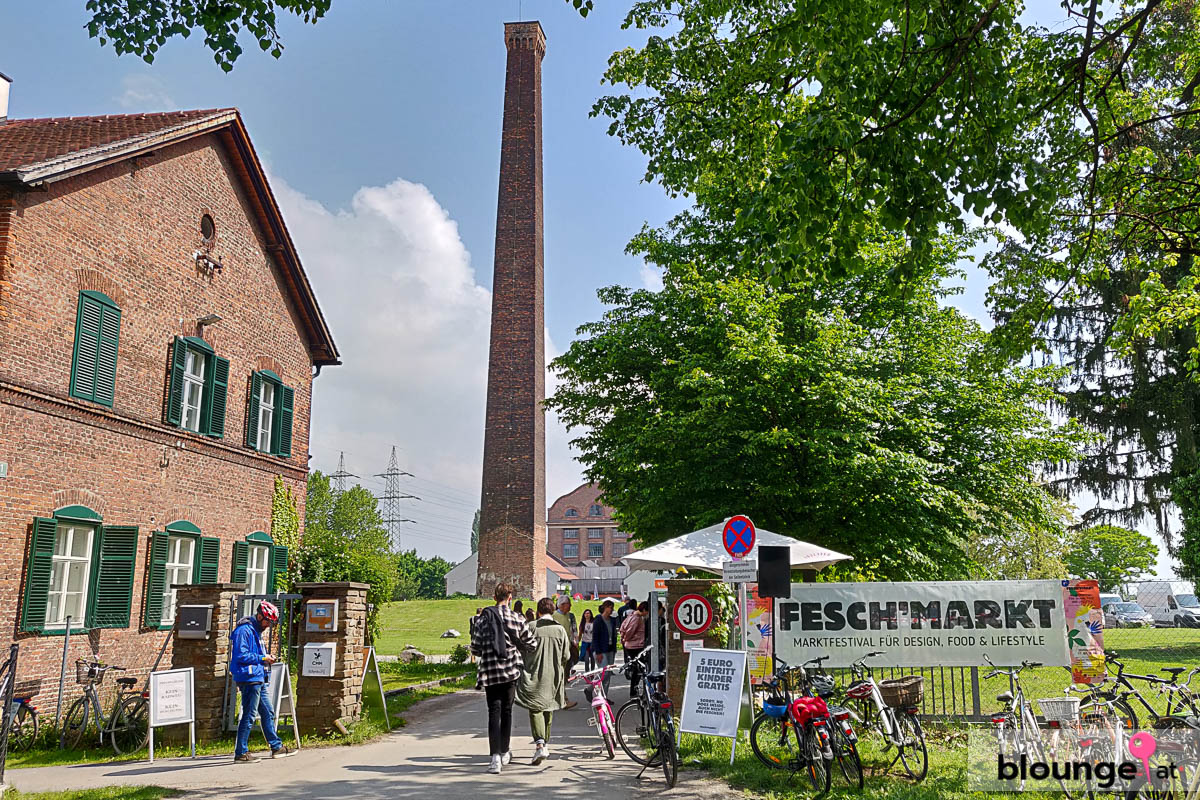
[501,750,512,766]
[488,754,502,774]
[532,743,549,764]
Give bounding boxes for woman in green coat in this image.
[516,597,574,764]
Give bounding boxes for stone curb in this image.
[382,673,473,699]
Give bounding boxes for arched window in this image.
[564,508,578,518]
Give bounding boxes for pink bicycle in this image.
[570,664,618,759]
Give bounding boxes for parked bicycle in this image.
[570,664,618,760]
[1123,715,1200,800]
[614,648,679,787]
[803,657,863,791]
[1093,653,1200,729]
[61,660,148,754]
[844,651,927,781]
[750,658,832,795]
[8,697,39,752]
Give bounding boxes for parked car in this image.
[1136,581,1200,628]
[1099,593,1123,608]
[1102,602,1154,628]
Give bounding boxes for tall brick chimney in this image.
[477,21,549,600]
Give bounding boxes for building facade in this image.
[546,483,633,569]
[0,104,338,700]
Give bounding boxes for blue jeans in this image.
[579,641,595,670]
[235,681,282,757]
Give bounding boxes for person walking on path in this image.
[588,599,618,700]
[619,601,648,699]
[551,598,579,710]
[517,598,574,765]
[616,597,637,629]
[577,608,596,671]
[230,602,295,763]
[470,583,537,774]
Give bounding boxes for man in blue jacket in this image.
[231,601,294,762]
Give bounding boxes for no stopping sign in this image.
[673,594,714,636]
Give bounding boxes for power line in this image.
[330,452,358,494]
[376,446,419,551]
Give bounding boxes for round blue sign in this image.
[722,515,756,559]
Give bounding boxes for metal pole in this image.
[55,616,72,737]
[148,726,155,763]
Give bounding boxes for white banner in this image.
[149,667,194,727]
[679,648,747,739]
[775,580,1070,668]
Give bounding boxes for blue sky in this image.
[5,1,1171,579]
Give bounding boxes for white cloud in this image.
[639,262,664,292]
[275,175,582,562]
[115,74,176,110]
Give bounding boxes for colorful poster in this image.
[744,586,773,684]
[1062,579,1105,684]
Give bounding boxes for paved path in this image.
[7,688,747,799]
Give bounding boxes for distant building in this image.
[547,483,633,596]
[445,552,577,597]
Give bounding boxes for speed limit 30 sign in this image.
[673,593,714,636]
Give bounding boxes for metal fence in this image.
[820,620,1200,722]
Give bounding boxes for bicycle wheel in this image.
[11,706,38,752]
[800,723,832,796]
[829,723,864,790]
[896,711,928,781]
[615,699,657,765]
[599,703,617,759]
[1082,696,1139,737]
[750,713,802,769]
[110,695,149,755]
[659,730,679,788]
[61,696,90,750]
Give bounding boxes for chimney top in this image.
[504,21,546,55]
[0,71,10,124]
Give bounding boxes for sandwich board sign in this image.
[148,667,195,762]
[269,661,301,748]
[679,648,748,764]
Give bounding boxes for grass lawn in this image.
[375,597,610,655]
[377,661,476,692]
[6,673,475,770]
[7,790,177,800]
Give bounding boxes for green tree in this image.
[393,549,455,599]
[548,234,1091,580]
[269,476,300,592]
[83,0,594,71]
[298,471,398,641]
[1064,525,1160,591]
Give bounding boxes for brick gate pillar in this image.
[169,582,245,742]
[665,578,721,710]
[294,582,369,733]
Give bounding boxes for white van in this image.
[1135,581,1200,628]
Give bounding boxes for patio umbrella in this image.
[620,519,851,577]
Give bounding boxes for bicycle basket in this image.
[878,675,923,708]
[1037,697,1081,723]
[762,695,790,719]
[75,660,103,686]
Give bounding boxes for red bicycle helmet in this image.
[258,601,280,623]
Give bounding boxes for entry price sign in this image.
[722,516,756,560]
[673,594,714,636]
[679,648,748,739]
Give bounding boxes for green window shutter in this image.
[166,339,187,426]
[268,545,289,593]
[231,541,249,584]
[89,525,138,629]
[197,537,220,583]
[69,294,102,403]
[94,303,120,407]
[275,385,294,457]
[21,518,58,634]
[245,372,262,449]
[203,355,229,438]
[142,532,169,628]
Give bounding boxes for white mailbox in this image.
[302,642,337,677]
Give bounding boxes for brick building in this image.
[0,97,338,701]
[546,483,635,566]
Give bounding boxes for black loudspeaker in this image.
[758,545,792,598]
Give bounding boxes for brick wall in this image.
[0,132,317,704]
[478,21,548,601]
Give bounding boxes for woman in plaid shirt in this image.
[470,582,536,774]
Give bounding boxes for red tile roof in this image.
[0,109,232,173]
